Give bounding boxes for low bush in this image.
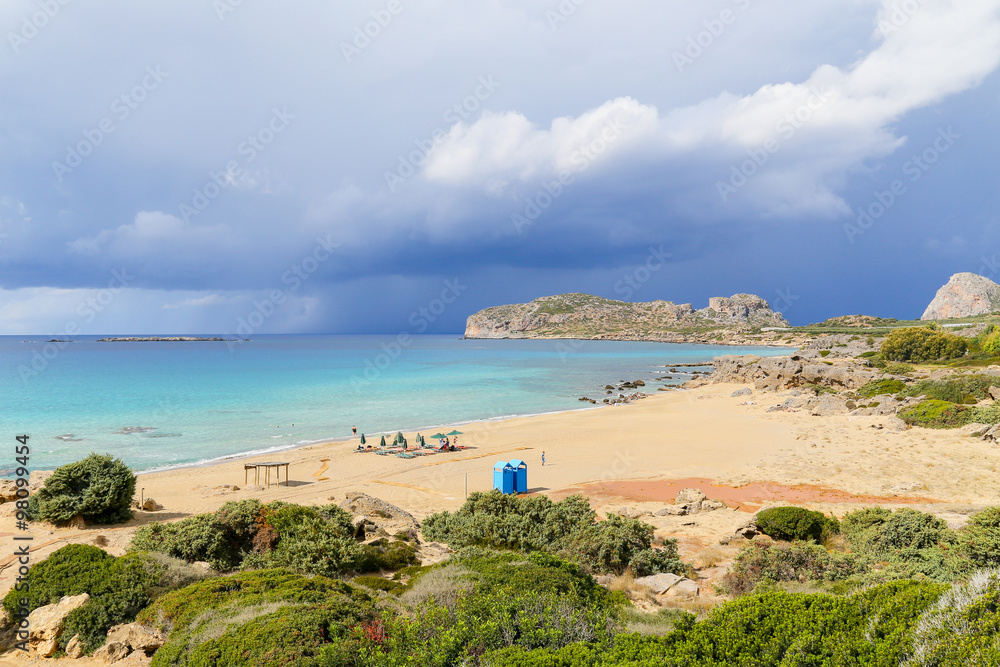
[755,506,839,542]
[900,374,997,404]
[0,545,200,654]
[881,327,969,362]
[356,538,420,572]
[841,507,968,582]
[348,549,624,666]
[842,508,947,556]
[980,327,1000,355]
[716,541,865,597]
[908,569,1000,665]
[27,454,135,525]
[422,491,687,576]
[130,500,378,577]
[899,399,971,428]
[856,378,907,397]
[885,362,915,375]
[483,580,945,667]
[139,569,376,667]
[959,507,1000,568]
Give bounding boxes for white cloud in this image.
[67,210,229,256]
[420,0,1000,218]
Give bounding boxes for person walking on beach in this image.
[541,451,546,466]
[352,425,357,437]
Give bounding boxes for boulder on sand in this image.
[25,593,90,656]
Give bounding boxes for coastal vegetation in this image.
[2,545,209,654]
[421,491,687,577]
[879,327,969,363]
[27,453,135,525]
[753,506,839,543]
[10,456,1000,665]
[131,499,417,576]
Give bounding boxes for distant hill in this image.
[811,315,900,328]
[464,293,789,341]
[922,273,1000,320]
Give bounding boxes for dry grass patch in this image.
[603,572,657,606]
[399,564,473,609]
[691,546,731,570]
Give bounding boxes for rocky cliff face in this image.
[464,293,789,340]
[922,273,1000,320]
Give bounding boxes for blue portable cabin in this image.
[493,460,515,494]
[510,459,528,494]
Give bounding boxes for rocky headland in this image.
[922,272,1000,320]
[464,293,791,344]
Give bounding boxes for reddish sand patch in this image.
[553,478,938,512]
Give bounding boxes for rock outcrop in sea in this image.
[464,293,789,341]
[922,273,1000,320]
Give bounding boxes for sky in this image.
[1,0,1000,335]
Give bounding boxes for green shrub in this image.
[252,515,362,578]
[819,350,831,357]
[881,327,969,362]
[980,328,1000,356]
[717,541,865,597]
[27,454,135,525]
[627,547,686,578]
[857,378,907,397]
[960,507,1000,567]
[755,506,839,542]
[840,507,968,582]
[140,569,376,667]
[907,569,1000,666]
[131,514,238,571]
[484,580,945,667]
[130,500,363,576]
[899,399,970,428]
[356,538,419,573]
[843,508,946,556]
[423,491,687,575]
[900,374,997,404]
[352,550,623,666]
[885,362,915,374]
[1,545,169,654]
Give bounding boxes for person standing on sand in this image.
[352,425,357,437]
[542,451,546,466]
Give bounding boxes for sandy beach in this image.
[2,379,999,664]
[3,380,996,597]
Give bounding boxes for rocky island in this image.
[96,337,245,342]
[464,292,790,344]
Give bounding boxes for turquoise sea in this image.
[1,335,791,473]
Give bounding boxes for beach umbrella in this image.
[379,435,386,447]
[395,431,404,444]
[447,430,463,436]
[360,434,366,445]
[430,433,446,439]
